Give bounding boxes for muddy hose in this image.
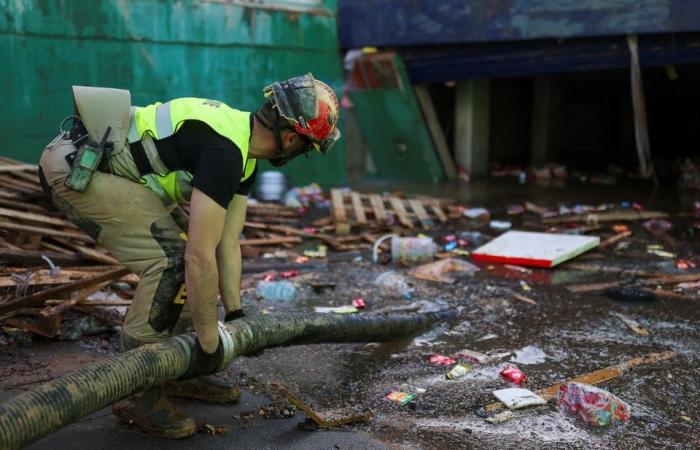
[0,309,455,450]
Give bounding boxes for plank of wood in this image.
[598,231,632,249]
[568,272,700,293]
[330,189,347,223]
[0,198,52,213]
[0,164,37,173]
[45,299,132,306]
[414,85,458,181]
[0,266,131,316]
[240,236,302,246]
[0,206,77,228]
[543,210,667,224]
[431,204,448,223]
[485,351,676,414]
[351,192,367,224]
[368,194,388,224]
[51,238,120,265]
[0,248,86,266]
[0,219,92,243]
[245,222,340,249]
[41,279,115,317]
[0,270,95,288]
[389,197,414,228]
[409,199,433,229]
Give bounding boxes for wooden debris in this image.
[611,311,649,336]
[485,351,676,414]
[543,210,667,225]
[270,382,372,428]
[598,231,632,249]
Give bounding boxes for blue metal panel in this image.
[399,33,700,83]
[339,0,700,47]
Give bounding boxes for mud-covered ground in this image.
[2,179,700,449]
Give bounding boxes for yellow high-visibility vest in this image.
[128,98,256,203]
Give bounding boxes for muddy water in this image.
[234,180,700,449]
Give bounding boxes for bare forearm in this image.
[216,241,242,313]
[185,253,220,353]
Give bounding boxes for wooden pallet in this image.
[330,189,449,230]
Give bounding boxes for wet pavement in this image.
[1,178,700,449]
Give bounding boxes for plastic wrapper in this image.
[499,365,527,384]
[374,271,414,299]
[557,382,631,427]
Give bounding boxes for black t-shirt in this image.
[152,117,257,208]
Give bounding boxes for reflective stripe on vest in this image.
[129,98,256,203]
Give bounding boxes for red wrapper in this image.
[352,298,366,308]
[263,273,276,282]
[500,364,527,384]
[280,270,300,279]
[676,259,696,270]
[429,354,457,366]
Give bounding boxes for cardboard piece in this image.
[493,388,547,410]
[472,231,599,268]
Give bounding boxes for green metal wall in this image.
[348,55,444,183]
[0,0,346,186]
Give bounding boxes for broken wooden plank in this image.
[368,194,388,224]
[0,206,77,229]
[409,199,433,230]
[330,189,347,223]
[0,220,92,243]
[611,312,649,336]
[240,236,302,246]
[350,192,367,224]
[430,204,448,223]
[389,197,413,228]
[543,210,667,225]
[568,272,700,293]
[0,164,38,173]
[598,231,632,249]
[0,248,87,266]
[414,85,458,181]
[50,238,120,265]
[0,266,131,317]
[41,280,115,317]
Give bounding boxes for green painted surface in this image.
[0,0,346,186]
[348,55,444,183]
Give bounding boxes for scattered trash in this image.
[314,305,359,314]
[374,271,414,299]
[486,410,515,424]
[503,264,532,273]
[500,365,527,384]
[519,280,531,291]
[472,231,600,268]
[506,205,525,215]
[611,312,649,336]
[557,383,631,427]
[676,259,696,270]
[398,383,427,395]
[408,258,480,283]
[59,315,118,341]
[385,391,415,405]
[463,208,490,221]
[489,220,512,231]
[446,363,473,380]
[352,298,366,308]
[459,231,484,246]
[647,246,675,258]
[279,270,300,278]
[372,234,436,265]
[643,218,673,232]
[304,245,327,258]
[198,423,226,436]
[428,354,457,366]
[510,346,547,365]
[256,281,296,302]
[493,388,547,409]
[455,349,494,365]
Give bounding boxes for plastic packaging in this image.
[374,271,414,299]
[385,391,415,405]
[372,234,436,265]
[500,365,527,384]
[255,281,296,302]
[428,354,456,366]
[446,363,473,380]
[557,383,631,427]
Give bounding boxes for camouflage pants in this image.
[39,137,191,344]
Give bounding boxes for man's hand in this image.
[186,188,226,353]
[180,335,224,380]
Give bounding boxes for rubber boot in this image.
[112,386,197,439]
[163,375,241,404]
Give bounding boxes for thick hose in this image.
[0,310,455,449]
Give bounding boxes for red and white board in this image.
[471,231,599,268]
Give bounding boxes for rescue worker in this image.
[37,74,340,438]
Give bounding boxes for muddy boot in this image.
[163,375,241,404]
[112,386,196,439]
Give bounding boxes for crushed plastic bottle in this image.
[255,281,296,302]
[557,382,631,427]
[374,271,414,299]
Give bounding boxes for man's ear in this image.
[283,130,301,149]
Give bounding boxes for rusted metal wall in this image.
[0,0,346,186]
